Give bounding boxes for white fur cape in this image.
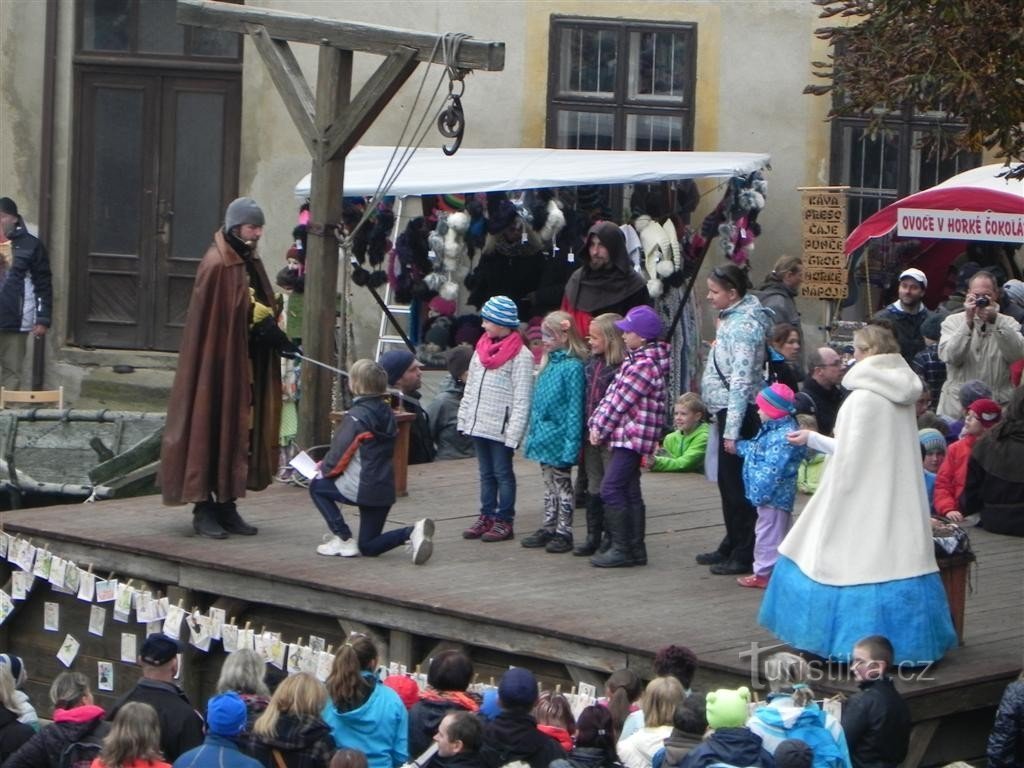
[778,353,939,586]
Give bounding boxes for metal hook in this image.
[437,94,464,156]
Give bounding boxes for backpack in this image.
[59,739,103,768]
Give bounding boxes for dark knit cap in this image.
[959,379,992,409]
[498,667,538,709]
[379,350,416,386]
[775,740,813,768]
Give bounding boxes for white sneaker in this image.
[409,518,435,565]
[317,534,360,557]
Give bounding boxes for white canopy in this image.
[293,146,771,199]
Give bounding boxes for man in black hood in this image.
[563,221,651,337]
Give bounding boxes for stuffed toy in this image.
[705,687,751,730]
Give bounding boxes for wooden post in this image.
[300,46,352,449]
[175,0,505,449]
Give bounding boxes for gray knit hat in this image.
[224,197,265,231]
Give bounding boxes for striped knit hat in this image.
[756,383,796,420]
[918,428,947,454]
[480,295,520,328]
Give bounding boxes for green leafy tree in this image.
[805,0,1024,177]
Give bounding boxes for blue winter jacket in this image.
[737,415,806,512]
[172,734,263,768]
[322,673,408,768]
[524,349,585,467]
[701,294,774,440]
[679,727,774,768]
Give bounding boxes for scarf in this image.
[476,330,524,370]
[418,687,480,712]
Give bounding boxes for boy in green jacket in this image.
[648,393,710,473]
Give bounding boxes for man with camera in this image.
[937,269,1024,419]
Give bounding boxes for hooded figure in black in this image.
[562,221,650,336]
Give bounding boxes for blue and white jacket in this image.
[737,415,806,512]
[701,294,773,440]
[747,695,852,768]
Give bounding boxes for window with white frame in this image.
[547,17,696,152]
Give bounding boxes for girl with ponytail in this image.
[322,636,409,768]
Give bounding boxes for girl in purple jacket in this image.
[588,305,670,568]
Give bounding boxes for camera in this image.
[975,296,991,308]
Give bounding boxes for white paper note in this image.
[289,450,320,480]
[121,633,137,663]
[89,605,107,637]
[57,635,80,667]
[43,602,60,631]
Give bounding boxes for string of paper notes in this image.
[0,532,601,715]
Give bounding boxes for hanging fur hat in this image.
[367,207,395,267]
[534,196,565,244]
[444,211,470,273]
[439,280,459,301]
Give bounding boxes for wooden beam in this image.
[388,629,415,671]
[321,46,419,163]
[298,45,352,448]
[177,0,505,71]
[248,25,316,155]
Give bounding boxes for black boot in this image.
[629,501,647,566]
[590,505,633,568]
[573,497,604,556]
[193,501,228,539]
[215,500,259,535]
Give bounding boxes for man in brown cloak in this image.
[159,197,298,538]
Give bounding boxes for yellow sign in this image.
[799,188,848,300]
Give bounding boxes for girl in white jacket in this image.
[458,296,535,543]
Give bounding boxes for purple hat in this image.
[615,305,662,340]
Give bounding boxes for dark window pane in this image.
[555,110,614,150]
[843,125,901,194]
[191,26,241,58]
[172,91,225,261]
[557,27,618,96]
[846,194,890,231]
[913,129,977,192]
[138,0,184,54]
[91,87,143,254]
[628,30,688,102]
[626,113,685,151]
[81,0,131,52]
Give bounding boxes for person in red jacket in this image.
[933,398,1002,522]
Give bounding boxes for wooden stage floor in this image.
[2,457,1021,761]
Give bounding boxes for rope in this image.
[338,33,470,253]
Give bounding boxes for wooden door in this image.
[71,69,240,350]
